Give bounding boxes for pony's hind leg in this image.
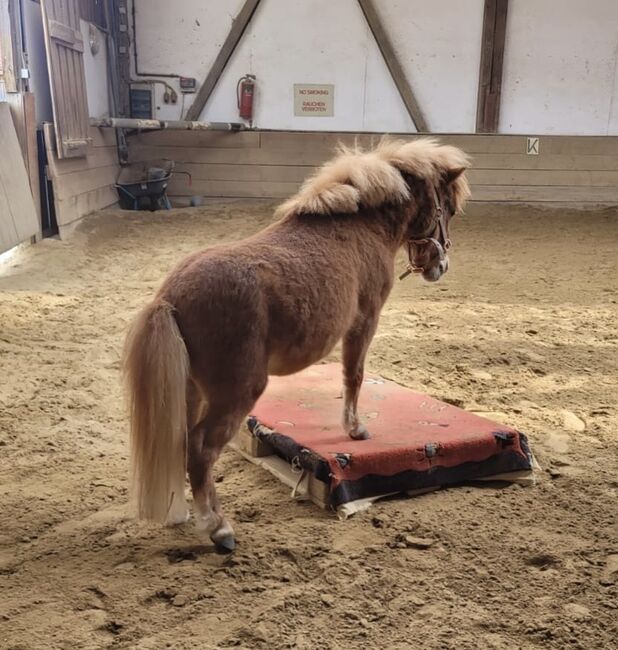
[187,376,266,551]
[187,406,238,549]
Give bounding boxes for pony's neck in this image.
[359,181,430,250]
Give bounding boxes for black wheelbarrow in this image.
[115,160,191,211]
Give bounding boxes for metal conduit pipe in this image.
[90,117,246,131]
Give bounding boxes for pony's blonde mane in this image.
[276,138,471,219]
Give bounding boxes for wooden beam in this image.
[6,93,41,224]
[356,0,428,132]
[184,0,261,122]
[0,0,17,92]
[476,0,509,133]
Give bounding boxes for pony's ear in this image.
[444,167,467,184]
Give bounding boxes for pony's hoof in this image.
[349,425,371,440]
[210,519,236,553]
[212,533,236,553]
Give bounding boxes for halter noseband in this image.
[399,184,451,280]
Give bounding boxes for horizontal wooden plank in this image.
[130,132,618,161]
[47,146,119,176]
[51,164,118,201]
[469,185,618,203]
[259,132,530,154]
[131,145,618,175]
[533,137,618,156]
[134,130,261,149]
[468,169,618,187]
[54,184,118,228]
[259,131,392,150]
[160,163,618,188]
[166,178,618,205]
[470,153,618,172]
[167,178,299,198]
[128,130,618,156]
[259,131,618,155]
[129,144,326,167]
[174,163,310,183]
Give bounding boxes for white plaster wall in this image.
[131,0,245,76]
[204,0,415,132]
[131,0,245,120]
[131,0,618,134]
[376,0,485,132]
[130,0,483,132]
[23,0,53,124]
[81,20,110,118]
[500,0,618,135]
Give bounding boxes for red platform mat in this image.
[247,364,534,508]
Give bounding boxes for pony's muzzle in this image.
[421,256,449,282]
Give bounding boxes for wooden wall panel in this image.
[44,124,120,236]
[53,185,119,228]
[0,103,39,254]
[128,130,618,207]
[6,93,40,221]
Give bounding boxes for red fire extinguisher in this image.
[237,74,256,123]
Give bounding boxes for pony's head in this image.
[376,138,470,282]
[276,137,471,283]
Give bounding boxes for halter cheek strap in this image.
[399,185,451,280]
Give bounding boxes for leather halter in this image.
[399,183,452,280]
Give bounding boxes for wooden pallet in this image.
[232,422,537,519]
[232,426,331,509]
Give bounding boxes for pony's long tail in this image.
[123,299,189,523]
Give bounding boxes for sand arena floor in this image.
[0,201,617,649]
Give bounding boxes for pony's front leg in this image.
[342,315,379,440]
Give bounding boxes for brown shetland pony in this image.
[124,138,470,550]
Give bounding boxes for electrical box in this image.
[179,77,197,93]
[130,87,153,119]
